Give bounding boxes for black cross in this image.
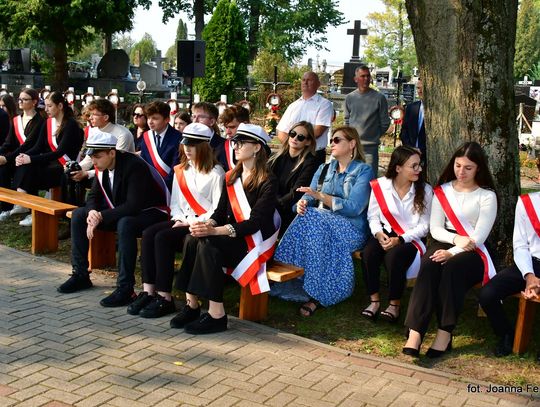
[347,20,368,61]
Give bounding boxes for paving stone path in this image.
[0,245,539,406]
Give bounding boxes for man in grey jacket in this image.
[344,65,390,176]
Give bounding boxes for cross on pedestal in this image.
[518,75,533,86]
[347,20,368,62]
[151,50,167,86]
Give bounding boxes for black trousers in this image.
[71,206,168,291]
[361,234,419,300]
[404,242,484,334]
[479,259,540,337]
[0,162,15,211]
[14,161,63,195]
[140,220,190,292]
[176,234,248,302]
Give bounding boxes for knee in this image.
[72,208,87,227]
[117,216,137,235]
[478,285,498,307]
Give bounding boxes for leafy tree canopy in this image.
[515,0,540,79]
[130,33,157,66]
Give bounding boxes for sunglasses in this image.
[18,98,32,102]
[231,140,258,149]
[133,113,145,118]
[288,129,307,142]
[330,137,346,144]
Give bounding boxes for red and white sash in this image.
[370,178,426,279]
[83,125,90,140]
[224,139,235,170]
[434,183,496,285]
[95,168,114,209]
[224,171,281,295]
[47,118,70,165]
[174,166,212,216]
[143,131,170,178]
[520,193,540,238]
[13,116,26,144]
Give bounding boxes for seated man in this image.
[191,102,227,169]
[479,192,540,357]
[139,101,181,190]
[57,131,169,307]
[219,104,250,170]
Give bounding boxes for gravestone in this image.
[97,49,130,78]
[8,48,31,73]
[341,20,368,95]
[402,83,416,105]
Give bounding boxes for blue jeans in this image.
[71,207,168,291]
[362,144,379,178]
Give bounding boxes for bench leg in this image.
[513,297,537,354]
[89,230,116,270]
[49,186,62,202]
[32,211,59,254]
[239,286,268,321]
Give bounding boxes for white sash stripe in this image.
[96,169,115,209]
[146,131,171,175]
[15,116,26,143]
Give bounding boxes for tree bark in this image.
[194,0,205,40]
[405,0,519,264]
[103,33,112,54]
[53,42,68,91]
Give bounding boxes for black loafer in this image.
[57,273,93,294]
[139,294,176,318]
[494,332,513,357]
[100,288,136,307]
[184,312,228,335]
[170,305,201,329]
[127,292,153,315]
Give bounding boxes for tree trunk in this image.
[53,42,68,91]
[405,0,519,264]
[103,33,112,54]
[194,0,205,40]
[248,0,261,61]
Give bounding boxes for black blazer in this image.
[0,113,45,162]
[400,100,426,160]
[86,151,167,225]
[269,152,318,229]
[211,174,278,240]
[0,108,9,146]
[210,132,228,170]
[26,117,83,164]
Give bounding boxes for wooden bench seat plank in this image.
[267,261,304,282]
[0,187,75,215]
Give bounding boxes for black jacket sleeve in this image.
[277,154,318,214]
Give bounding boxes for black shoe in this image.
[127,292,153,315]
[100,288,136,307]
[494,332,514,357]
[139,294,176,318]
[426,336,453,358]
[402,329,424,357]
[57,273,92,293]
[184,312,228,335]
[170,305,201,329]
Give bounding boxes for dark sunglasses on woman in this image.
[288,129,307,142]
[133,113,145,118]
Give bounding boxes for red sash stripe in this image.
[143,131,168,178]
[521,194,540,238]
[175,167,207,216]
[46,118,68,166]
[13,116,26,145]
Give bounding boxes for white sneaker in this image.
[10,205,29,215]
[19,214,32,226]
[0,211,10,221]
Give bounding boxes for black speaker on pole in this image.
[177,40,205,78]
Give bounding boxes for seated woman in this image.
[0,88,45,220]
[130,103,149,151]
[127,123,225,318]
[273,126,373,316]
[171,123,278,334]
[403,141,497,358]
[268,120,318,233]
[361,146,432,322]
[173,110,192,134]
[12,91,83,226]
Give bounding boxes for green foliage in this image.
[364,0,417,75]
[176,18,188,40]
[165,19,189,69]
[113,33,136,57]
[130,33,157,66]
[515,0,540,79]
[71,30,103,63]
[194,0,249,102]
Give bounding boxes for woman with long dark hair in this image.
[131,103,149,151]
[12,91,83,226]
[403,141,497,358]
[0,94,18,120]
[127,123,225,319]
[170,123,278,334]
[173,110,192,133]
[0,88,45,220]
[273,126,373,316]
[268,120,318,233]
[361,146,432,322]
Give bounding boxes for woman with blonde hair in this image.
[274,126,373,316]
[268,120,318,232]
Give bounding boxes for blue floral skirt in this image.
[273,208,367,307]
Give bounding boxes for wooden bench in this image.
[512,293,540,354]
[0,187,76,254]
[66,212,116,270]
[239,260,304,321]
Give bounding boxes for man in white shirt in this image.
[479,192,540,357]
[276,71,334,166]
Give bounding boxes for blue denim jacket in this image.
[302,159,374,231]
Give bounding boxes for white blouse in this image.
[170,164,225,224]
[367,176,433,243]
[513,193,540,279]
[430,183,497,255]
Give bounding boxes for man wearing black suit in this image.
[400,79,426,162]
[0,105,9,146]
[140,101,181,190]
[58,131,169,307]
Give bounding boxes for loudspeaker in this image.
[177,40,205,78]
